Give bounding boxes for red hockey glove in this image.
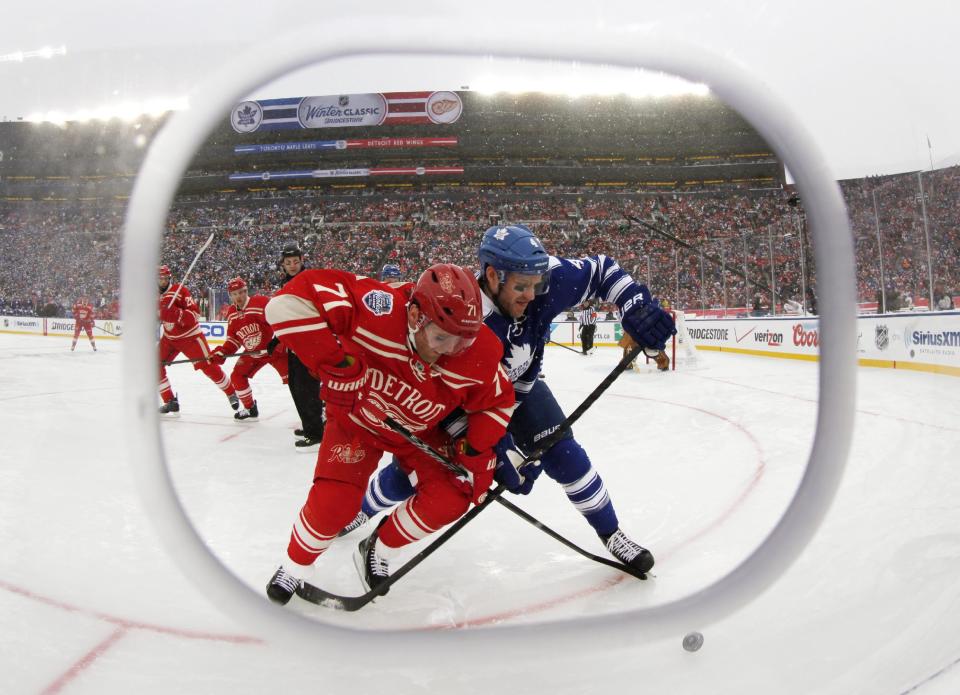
[209,347,226,365]
[158,302,181,324]
[318,354,370,419]
[454,438,497,505]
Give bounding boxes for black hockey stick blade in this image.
[295,579,384,611]
[547,339,583,355]
[494,496,649,580]
[294,486,507,610]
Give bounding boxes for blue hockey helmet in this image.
[478,224,551,293]
[380,263,402,281]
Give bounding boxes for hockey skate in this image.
[337,510,369,538]
[158,397,180,415]
[228,393,240,411]
[601,528,655,576]
[266,565,301,606]
[294,434,322,449]
[234,401,259,421]
[354,529,390,595]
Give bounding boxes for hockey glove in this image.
[454,438,496,505]
[209,347,226,365]
[158,302,182,324]
[318,354,369,418]
[493,434,542,495]
[621,286,676,351]
[265,336,280,355]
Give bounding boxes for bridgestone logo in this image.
[688,328,729,340]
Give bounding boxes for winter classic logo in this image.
[297,94,387,128]
[231,101,263,133]
[362,290,394,316]
[875,324,889,351]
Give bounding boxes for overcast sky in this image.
[1,0,956,180]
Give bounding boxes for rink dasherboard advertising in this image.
[686,313,960,375]
[688,327,730,342]
[0,316,123,339]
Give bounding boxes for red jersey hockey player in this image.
[209,277,289,421]
[264,263,515,604]
[157,265,239,414]
[71,298,96,351]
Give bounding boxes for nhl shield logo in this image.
[339,95,350,106]
[362,290,394,316]
[875,324,889,351]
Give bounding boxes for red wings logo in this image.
[328,444,366,464]
[439,271,455,294]
[430,99,458,116]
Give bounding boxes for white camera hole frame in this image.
[120,20,857,662]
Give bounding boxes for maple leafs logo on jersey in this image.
[504,341,534,381]
[493,228,510,241]
[362,290,394,316]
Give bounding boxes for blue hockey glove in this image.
[621,286,676,351]
[493,434,542,495]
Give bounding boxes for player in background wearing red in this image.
[263,263,515,605]
[157,265,239,415]
[209,277,288,421]
[70,298,96,352]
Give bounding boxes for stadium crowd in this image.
[1,166,957,318]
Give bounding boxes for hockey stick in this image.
[163,349,266,366]
[94,324,122,336]
[548,339,584,355]
[296,487,507,610]
[493,495,649,579]
[624,214,787,304]
[294,345,644,609]
[165,232,215,308]
[382,406,648,580]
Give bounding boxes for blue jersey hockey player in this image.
[380,263,402,281]
[342,224,676,574]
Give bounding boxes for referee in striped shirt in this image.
[578,302,597,355]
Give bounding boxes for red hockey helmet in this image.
[227,277,247,292]
[411,264,483,352]
[158,265,172,277]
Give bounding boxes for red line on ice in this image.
[0,578,259,644]
[40,626,129,695]
[423,392,766,629]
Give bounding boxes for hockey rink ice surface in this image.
[2,332,958,694]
